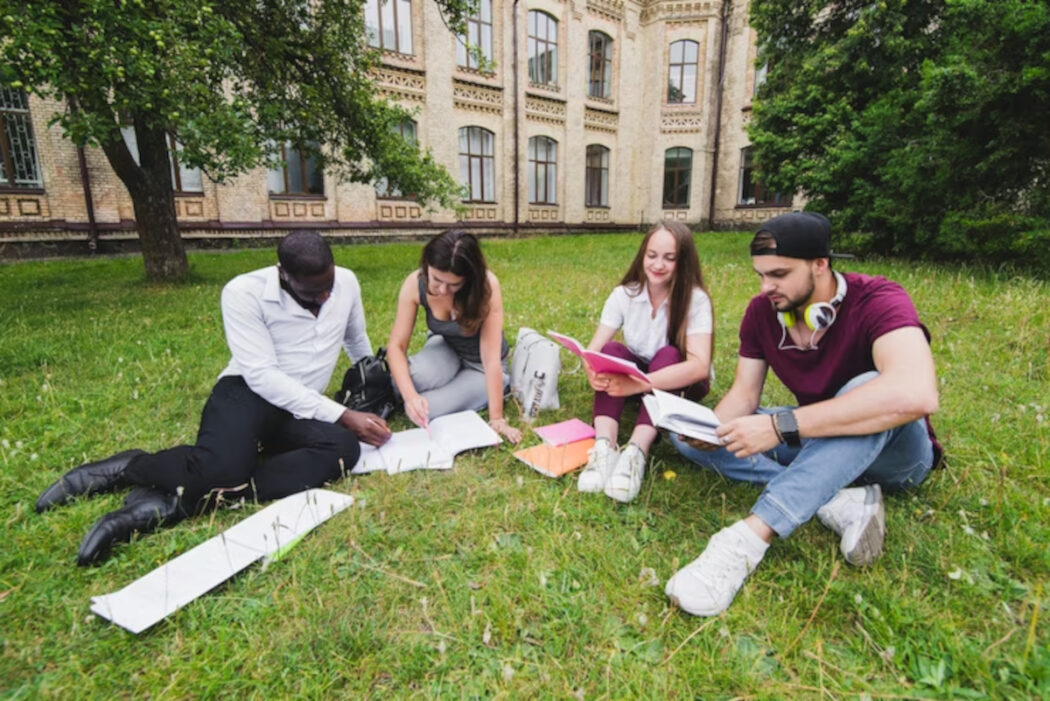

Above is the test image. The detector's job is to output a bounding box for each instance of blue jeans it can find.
[670,372,934,538]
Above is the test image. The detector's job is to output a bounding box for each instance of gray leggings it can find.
[407,335,509,418]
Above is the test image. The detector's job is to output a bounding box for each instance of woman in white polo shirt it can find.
[578,220,713,503]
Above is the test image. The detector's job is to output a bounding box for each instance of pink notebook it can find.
[533,418,596,446]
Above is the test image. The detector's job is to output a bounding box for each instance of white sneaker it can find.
[665,521,770,616]
[816,484,885,566]
[577,438,618,493]
[604,443,646,503]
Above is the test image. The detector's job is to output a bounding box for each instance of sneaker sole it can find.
[841,493,886,566]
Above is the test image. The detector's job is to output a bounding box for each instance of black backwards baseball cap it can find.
[750,211,835,259]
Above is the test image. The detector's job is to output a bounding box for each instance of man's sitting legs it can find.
[667,375,935,615]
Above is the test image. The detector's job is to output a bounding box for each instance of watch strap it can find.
[773,410,801,447]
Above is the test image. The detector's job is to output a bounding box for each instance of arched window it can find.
[364,0,413,55]
[585,144,609,207]
[663,147,692,208]
[459,126,495,202]
[588,31,613,99]
[667,40,699,104]
[457,0,493,69]
[528,11,558,86]
[528,136,557,205]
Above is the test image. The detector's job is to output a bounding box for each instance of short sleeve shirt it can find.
[600,283,713,363]
[738,273,929,406]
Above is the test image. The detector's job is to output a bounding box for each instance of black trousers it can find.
[124,376,360,512]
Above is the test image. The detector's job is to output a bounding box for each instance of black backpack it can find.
[334,347,397,420]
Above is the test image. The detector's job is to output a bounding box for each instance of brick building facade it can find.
[0,0,792,254]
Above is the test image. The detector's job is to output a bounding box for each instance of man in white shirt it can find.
[36,231,391,565]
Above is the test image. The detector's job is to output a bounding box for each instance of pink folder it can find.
[533,418,596,446]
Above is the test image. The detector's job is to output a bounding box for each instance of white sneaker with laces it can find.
[816,484,885,566]
[604,443,646,503]
[577,438,618,493]
[665,521,770,616]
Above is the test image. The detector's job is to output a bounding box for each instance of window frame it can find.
[587,31,613,100]
[269,142,325,197]
[667,39,700,104]
[585,144,610,208]
[167,134,204,194]
[738,146,786,207]
[456,0,493,70]
[528,135,558,205]
[527,10,559,86]
[365,0,414,55]
[375,120,418,199]
[662,146,692,209]
[0,88,43,191]
[459,126,496,203]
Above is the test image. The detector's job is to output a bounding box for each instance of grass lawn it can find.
[1,232,1047,698]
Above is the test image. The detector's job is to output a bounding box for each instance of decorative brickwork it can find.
[584,107,618,134]
[453,80,504,115]
[661,110,703,133]
[640,1,720,25]
[585,207,611,222]
[461,205,498,221]
[377,200,424,221]
[525,94,566,125]
[587,0,624,23]
[376,66,427,103]
[527,206,561,222]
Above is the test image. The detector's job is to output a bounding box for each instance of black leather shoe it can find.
[76,487,184,566]
[35,449,145,513]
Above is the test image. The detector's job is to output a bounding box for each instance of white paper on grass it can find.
[90,488,354,634]
[350,410,500,475]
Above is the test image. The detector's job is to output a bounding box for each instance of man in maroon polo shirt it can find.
[666,211,942,617]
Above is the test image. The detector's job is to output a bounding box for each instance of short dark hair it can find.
[278,230,334,277]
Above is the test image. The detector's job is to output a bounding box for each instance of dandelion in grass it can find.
[638,567,659,587]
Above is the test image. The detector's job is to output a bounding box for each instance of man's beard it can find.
[773,272,816,315]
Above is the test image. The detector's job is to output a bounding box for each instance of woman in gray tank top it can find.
[386,230,522,443]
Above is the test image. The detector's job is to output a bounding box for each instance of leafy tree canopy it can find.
[0,0,474,280]
[749,0,1050,265]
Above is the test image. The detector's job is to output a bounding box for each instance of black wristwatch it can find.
[773,410,801,447]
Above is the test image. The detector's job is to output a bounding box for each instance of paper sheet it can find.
[90,488,354,634]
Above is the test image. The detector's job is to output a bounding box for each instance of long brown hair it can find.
[421,230,491,334]
[619,220,709,355]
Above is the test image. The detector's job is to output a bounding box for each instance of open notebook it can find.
[351,410,501,475]
[547,330,650,382]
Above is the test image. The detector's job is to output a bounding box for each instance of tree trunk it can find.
[99,117,189,282]
[130,180,188,282]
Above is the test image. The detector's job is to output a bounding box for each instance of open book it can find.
[642,388,721,444]
[547,331,650,382]
[351,410,501,475]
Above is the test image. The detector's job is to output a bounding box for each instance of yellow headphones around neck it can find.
[778,271,848,332]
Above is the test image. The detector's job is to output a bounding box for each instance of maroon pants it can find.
[592,341,709,427]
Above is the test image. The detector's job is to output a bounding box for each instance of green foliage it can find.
[749,0,1050,266]
[1,234,1047,696]
[0,0,469,204]
[0,0,474,280]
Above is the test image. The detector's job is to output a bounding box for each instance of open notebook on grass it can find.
[547,331,650,382]
[351,410,501,475]
[642,388,721,444]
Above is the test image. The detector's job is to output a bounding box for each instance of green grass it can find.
[0,233,1047,698]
